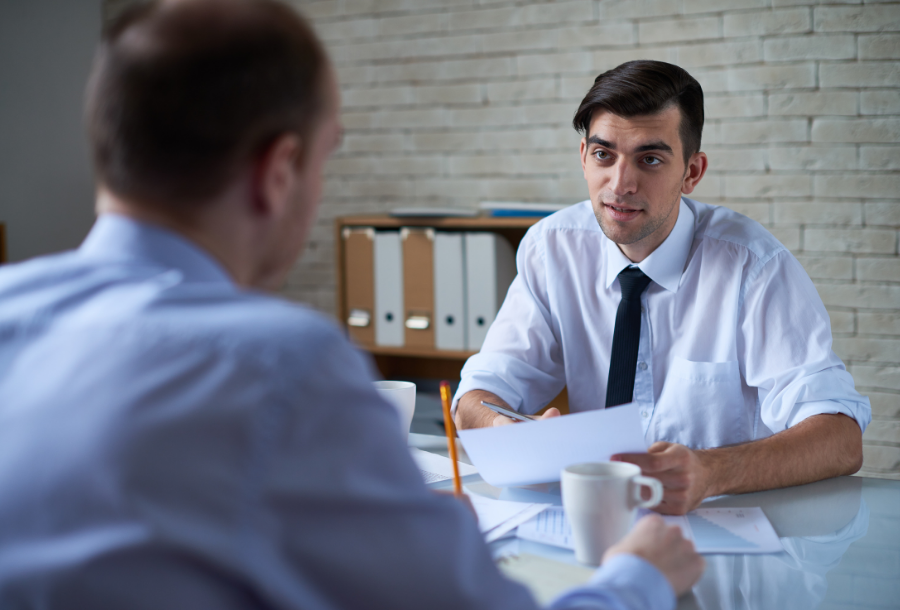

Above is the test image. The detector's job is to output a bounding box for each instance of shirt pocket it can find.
[654,358,745,450]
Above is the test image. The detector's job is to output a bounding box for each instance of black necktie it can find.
[605,267,652,408]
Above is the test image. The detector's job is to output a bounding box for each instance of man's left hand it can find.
[612,442,712,515]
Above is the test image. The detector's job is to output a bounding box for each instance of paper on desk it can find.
[457,403,647,487]
[467,492,551,543]
[517,506,783,554]
[673,507,783,554]
[408,447,478,485]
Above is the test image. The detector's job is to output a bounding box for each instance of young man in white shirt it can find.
[454,61,871,516]
[0,5,703,609]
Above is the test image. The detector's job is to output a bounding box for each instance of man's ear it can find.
[252,133,303,216]
[681,151,708,195]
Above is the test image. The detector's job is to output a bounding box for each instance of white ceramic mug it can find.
[373,381,416,442]
[561,461,664,566]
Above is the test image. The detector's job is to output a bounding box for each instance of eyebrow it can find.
[586,135,674,155]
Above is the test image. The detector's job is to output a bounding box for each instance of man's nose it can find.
[608,160,638,197]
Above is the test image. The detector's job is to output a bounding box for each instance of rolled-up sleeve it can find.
[454,226,566,415]
[739,250,871,435]
[549,554,675,610]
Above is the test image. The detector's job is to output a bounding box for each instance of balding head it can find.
[87,0,329,209]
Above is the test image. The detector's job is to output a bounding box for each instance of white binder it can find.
[374,231,404,347]
[433,232,466,351]
[464,233,516,351]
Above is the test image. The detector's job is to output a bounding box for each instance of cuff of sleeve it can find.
[591,554,675,610]
[547,554,675,610]
[451,370,524,416]
[785,398,871,434]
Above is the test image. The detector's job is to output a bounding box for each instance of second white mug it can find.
[373,380,416,442]
[561,461,663,566]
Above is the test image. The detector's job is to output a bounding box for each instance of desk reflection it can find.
[684,477,868,610]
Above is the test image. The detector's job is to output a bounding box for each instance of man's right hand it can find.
[455,389,560,429]
[602,514,705,596]
[492,407,561,427]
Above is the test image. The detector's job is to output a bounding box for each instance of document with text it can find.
[517,506,783,554]
[467,492,550,543]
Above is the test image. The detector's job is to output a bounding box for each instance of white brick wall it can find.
[286,0,900,479]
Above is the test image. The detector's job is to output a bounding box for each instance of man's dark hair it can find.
[573,60,704,164]
[86,0,329,207]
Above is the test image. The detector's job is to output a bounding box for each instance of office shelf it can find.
[367,345,477,360]
[334,213,568,414]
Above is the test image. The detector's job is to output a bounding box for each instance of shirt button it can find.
[638,361,648,371]
[640,306,645,313]
[641,410,649,418]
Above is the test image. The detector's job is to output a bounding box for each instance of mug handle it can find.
[632,476,664,509]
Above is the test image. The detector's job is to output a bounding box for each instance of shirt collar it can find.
[604,197,695,293]
[79,213,235,286]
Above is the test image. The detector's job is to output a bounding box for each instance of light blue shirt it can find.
[0,214,674,610]
[455,198,870,448]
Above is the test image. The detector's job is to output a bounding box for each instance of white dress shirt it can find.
[455,198,870,449]
[0,214,675,610]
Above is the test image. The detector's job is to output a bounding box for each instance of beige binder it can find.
[401,227,435,350]
[342,227,375,347]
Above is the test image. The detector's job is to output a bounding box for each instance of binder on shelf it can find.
[401,227,435,350]
[342,227,375,346]
[433,232,466,351]
[374,231,404,347]
[464,233,516,351]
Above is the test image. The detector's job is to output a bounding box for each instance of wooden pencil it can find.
[439,380,463,497]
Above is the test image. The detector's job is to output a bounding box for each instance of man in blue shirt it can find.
[0,1,703,608]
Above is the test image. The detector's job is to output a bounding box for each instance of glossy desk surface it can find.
[410,434,900,610]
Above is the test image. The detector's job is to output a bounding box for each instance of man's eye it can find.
[594,150,609,160]
[644,156,661,166]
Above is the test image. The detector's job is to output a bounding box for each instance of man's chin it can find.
[598,220,638,246]
[596,210,643,241]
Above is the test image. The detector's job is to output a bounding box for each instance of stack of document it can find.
[389,207,478,217]
[408,448,551,543]
[480,201,571,217]
[516,506,783,554]
[467,493,551,543]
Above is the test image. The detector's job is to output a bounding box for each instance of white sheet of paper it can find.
[458,403,647,487]
[517,506,783,554]
[408,447,478,484]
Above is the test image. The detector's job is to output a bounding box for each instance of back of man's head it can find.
[86,0,328,209]
[573,60,704,164]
